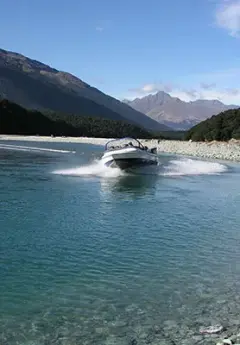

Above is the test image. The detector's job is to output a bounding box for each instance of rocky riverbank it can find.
[144,139,240,162]
[1,135,240,162]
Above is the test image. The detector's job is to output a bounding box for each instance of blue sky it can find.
[1,0,240,104]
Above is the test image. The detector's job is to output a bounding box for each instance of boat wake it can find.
[53,157,228,178]
[52,160,125,178]
[0,143,75,154]
[163,158,227,176]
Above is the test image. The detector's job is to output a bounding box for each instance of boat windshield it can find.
[104,137,144,151]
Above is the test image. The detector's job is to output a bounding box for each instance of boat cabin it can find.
[105,137,157,154]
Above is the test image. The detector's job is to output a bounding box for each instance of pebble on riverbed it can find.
[200,324,224,334]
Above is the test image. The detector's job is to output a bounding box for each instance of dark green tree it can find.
[184,108,240,141]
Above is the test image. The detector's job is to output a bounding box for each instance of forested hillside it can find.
[0,99,157,138]
[185,108,240,141]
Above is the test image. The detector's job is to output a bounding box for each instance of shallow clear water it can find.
[1,140,240,345]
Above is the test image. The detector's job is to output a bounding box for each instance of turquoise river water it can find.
[1,140,240,345]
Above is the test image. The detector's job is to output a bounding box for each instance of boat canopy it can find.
[104,137,144,151]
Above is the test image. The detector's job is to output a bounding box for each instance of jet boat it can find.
[101,137,158,170]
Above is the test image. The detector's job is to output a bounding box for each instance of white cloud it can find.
[95,20,112,32]
[129,83,161,95]
[126,82,240,105]
[215,0,240,37]
[96,26,104,32]
[141,84,159,93]
[170,87,240,105]
[128,83,174,97]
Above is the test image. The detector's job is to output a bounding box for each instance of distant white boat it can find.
[101,137,158,170]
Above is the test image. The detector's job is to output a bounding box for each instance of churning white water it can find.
[163,158,227,176]
[53,157,227,178]
[0,143,227,177]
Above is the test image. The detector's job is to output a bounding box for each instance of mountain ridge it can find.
[124,90,239,130]
[0,48,170,132]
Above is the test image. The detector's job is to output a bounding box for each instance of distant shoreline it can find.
[0,135,110,145]
[1,135,240,162]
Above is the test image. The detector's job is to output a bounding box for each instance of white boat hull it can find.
[101,147,158,170]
